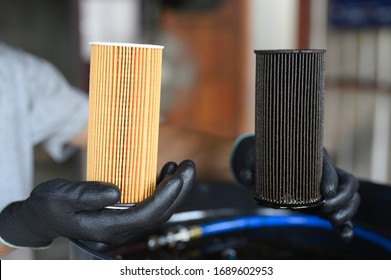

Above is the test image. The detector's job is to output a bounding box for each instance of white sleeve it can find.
[23,51,89,162]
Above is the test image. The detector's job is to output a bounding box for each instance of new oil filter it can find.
[87,42,163,205]
[254,49,325,209]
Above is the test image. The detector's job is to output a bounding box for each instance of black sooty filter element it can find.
[254,49,325,209]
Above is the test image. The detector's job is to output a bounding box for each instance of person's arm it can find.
[0,243,14,258]
[68,124,88,149]
[18,47,89,163]
[158,122,236,182]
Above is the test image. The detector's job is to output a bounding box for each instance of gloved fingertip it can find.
[157,162,178,183]
[339,224,354,243]
[103,185,121,201]
[162,161,178,174]
[73,181,121,209]
[176,160,197,184]
[177,159,196,170]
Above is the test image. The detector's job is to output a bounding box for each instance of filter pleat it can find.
[87,43,163,204]
[255,49,325,208]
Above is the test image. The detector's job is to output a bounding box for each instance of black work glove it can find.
[0,160,196,249]
[319,151,360,241]
[231,134,360,242]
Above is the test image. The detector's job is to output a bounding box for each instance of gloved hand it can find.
[231,134,360,242]
[0,160,196,249]
[319,150,360,241]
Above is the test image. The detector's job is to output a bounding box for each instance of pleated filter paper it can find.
[87,42,163,204]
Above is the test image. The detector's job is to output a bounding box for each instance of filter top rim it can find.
[90,41,164,49]
[254,49,326,54]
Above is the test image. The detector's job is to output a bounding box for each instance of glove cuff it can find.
[230,132,255,187]
[0,235,52,250]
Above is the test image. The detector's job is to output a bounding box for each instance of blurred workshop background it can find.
[1,0,390,259]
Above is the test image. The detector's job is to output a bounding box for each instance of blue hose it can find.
[200,215,391,253]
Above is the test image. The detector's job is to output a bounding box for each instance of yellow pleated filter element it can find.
[87,42,163,204]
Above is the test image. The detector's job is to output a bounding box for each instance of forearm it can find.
[69,124,88,149]
[0,243,14,258]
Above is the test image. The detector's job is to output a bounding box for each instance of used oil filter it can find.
[254,49,325,209]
